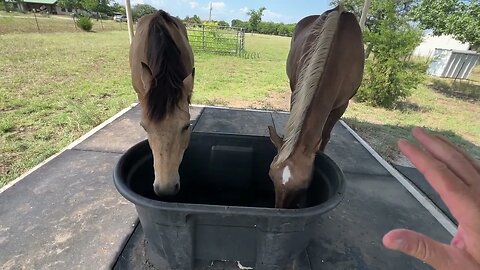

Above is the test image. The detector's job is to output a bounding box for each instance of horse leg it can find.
[319,103,348,152]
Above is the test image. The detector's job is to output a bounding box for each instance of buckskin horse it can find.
[268,5,365,208]
[129,10,195,196]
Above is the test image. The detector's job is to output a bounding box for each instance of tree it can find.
[0,0,10,12]
[356,0,426,108]
[57,0,82,13]
[247,7,266,33]
[217,20,229,27]
[331,0,415,31]
[110,2,125,15]
[411,0,480,50]
[330,0,416,56]
[184,14,201,24]
[231,19,247,29]
[132,4,157,21]
[82,0,110,20]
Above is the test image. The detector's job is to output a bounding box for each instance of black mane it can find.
[145,10,188,121]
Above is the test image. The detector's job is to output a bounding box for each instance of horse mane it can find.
[145,10,189,121]
[275,6,344,165]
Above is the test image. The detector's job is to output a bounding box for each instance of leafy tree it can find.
[330,0,416,56]
[231,19,248,29]
[82,0,110,20]
[217,20,229,27]
[184,14,201,24]
[57,0,82,13]
[247,7,266,33]
[110,2,125,15]
[356,0,425,108]
[411,0,480,50]
[132,4,156,21]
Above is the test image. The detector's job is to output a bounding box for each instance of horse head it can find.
[130,11,194,196]
[268,126,320,208]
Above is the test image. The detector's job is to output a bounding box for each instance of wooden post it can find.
[33,9,40,31]
[359,0,371,32]
[202,24,205,50]
[125,0,134,44]
[72,13,77,30]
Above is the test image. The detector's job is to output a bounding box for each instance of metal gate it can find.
[185,24,245,55]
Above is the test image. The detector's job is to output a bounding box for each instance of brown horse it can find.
[129,10,195,196]
[268,6,365,208]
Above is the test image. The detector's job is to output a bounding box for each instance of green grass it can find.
[343,81,480,162]
[1,16,479,187]
[0,11,129,34]
[192,34,291,106]
[0,31,136,186]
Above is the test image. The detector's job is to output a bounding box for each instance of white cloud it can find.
[210,1,225,10]
[239,7,249,14]
[264,9,282,19]
[189,1,198,9]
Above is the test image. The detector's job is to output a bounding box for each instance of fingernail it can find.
[392,238,406,250]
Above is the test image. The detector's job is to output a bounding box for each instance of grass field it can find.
[1,14,479,187]
[0,12,129,34]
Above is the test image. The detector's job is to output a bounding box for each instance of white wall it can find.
[413,34,470,58]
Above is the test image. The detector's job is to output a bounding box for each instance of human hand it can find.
[383,127,480,269]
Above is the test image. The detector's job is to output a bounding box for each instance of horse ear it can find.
[141,62,153,92]
[268,126,283,150]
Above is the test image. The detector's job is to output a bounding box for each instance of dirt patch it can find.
[226,90,290,111]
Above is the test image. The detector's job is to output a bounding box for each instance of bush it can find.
[76,16,93,31]
[355,0,425,108]
[356,59,427,108]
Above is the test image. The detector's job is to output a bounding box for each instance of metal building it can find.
[427,48,480,79]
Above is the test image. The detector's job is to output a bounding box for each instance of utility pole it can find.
[359,0,371,32]
[125,0,134,44]
[208,2,212,21]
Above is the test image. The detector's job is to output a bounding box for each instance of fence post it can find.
[33,9,40,31]
[72,13,77,30]
[235,30,239,55]
[202,24,205,50]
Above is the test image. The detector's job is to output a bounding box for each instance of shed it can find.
[427,49,480,79]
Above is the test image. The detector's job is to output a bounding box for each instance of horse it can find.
[268,5,365,208]
[129,10,195,196]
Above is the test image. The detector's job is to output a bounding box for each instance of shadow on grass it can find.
[430,79,480,102]
[395,100,431,113]
[343,117,480,161]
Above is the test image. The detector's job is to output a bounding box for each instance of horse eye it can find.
[182,124,191,132]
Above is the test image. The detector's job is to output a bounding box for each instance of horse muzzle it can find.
[153,175,180,197]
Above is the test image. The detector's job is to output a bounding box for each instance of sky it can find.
[125,0,332,24]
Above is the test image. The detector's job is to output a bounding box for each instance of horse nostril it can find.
[174,183,180,192]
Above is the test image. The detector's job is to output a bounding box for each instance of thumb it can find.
[383,229,451,270]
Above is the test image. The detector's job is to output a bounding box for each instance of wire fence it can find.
[186,23,245,55]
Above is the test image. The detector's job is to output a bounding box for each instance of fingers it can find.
[383,229,451,269]
[411,128,479,187]
[383,229,480,270]
[435,134,480,175]
[398,139,474,221]
[450,225,466,250]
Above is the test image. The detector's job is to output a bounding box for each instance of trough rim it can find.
[113,136,346,219]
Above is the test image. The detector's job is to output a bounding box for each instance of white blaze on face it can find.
[282,165,292,185]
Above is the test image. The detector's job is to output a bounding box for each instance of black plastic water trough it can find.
[113,132,345,270]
